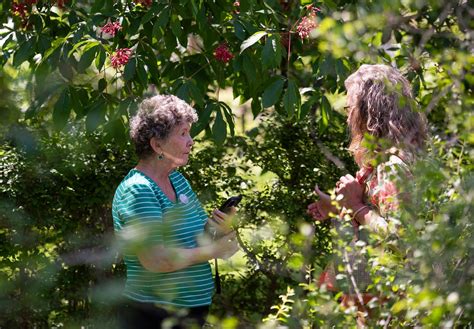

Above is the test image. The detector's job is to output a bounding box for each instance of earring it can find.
[157,152,164,160]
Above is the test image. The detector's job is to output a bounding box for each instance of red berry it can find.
[110,48,133,69]
[11,3,27,18]
[296,15,318,39]
[100,22,122,37]
[136,0,152,7]
[233,1,240,14]
[213,43,234,63]
[56,0,67,9]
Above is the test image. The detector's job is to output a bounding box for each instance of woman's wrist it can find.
[351,204,370,224]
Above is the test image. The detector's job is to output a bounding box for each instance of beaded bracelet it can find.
[352,205,370,223]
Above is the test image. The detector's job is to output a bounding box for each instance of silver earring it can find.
[157,152,164,160]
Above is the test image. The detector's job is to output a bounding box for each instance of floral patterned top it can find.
[323,154,411,294]
[356,154,410,235]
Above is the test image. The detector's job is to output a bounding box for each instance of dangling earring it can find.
[157,152,164,160]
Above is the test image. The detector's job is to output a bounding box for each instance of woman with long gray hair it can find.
[307,64,427,320]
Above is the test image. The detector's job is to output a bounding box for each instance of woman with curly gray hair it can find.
[112,95,239,329]
[307,64,427,320]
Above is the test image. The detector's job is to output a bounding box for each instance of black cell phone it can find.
[218,195,243,213]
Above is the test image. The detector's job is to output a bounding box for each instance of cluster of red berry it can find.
[213,43,234,63]
[136,0,152,7]
[11,0,68,18]
[110,48,133,69]
[100,22,122,37]
[11,3,28,18]
[296,5,320,39]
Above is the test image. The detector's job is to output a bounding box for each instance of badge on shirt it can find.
[179,194,189,204]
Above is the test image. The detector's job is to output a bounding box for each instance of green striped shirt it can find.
[112,169,214,307]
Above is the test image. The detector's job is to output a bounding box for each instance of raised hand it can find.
[335,174,365,211]
[307,185,338,221]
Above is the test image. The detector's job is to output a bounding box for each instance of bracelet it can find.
[352,205,370,223]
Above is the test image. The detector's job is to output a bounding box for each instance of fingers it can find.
[314,184,323,195]
[212,209,229,224]
[336,174,358,192]
[307,202,325,221]
[213,206,236,220]
[307,202,318,211]
[338,174,355,185]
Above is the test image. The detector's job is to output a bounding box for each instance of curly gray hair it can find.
[344,64,427,165]
[129,95,198,159]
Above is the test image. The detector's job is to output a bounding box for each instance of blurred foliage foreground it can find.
[0,0,473,328]
[1,115,472,328]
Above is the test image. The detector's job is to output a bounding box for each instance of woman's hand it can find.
[208,207,236,236]
[307,185,338,221]
[335,174,365,211]
[212,231,239,259]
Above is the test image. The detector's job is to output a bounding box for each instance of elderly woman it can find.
[308,64,427,311]
[112,95,239,329]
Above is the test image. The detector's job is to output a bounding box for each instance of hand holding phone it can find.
[205,195,243,239]
[219,195,243,213]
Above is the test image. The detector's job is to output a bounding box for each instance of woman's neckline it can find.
[132,168,178,204]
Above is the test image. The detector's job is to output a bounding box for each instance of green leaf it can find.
[262,77,285,108]
[53,89,71,130]
[251,97,262,118]
[176,81,190,103]
[319,95,331,132]
[191,102,216,137]
[70,87,89,119]
[220,102,235,136]
[141,43,160,84]
[58,61,74,81]
[240,31,267,54]
[141,3,160,25]
[116,97,135,118]
[136,60,148,87]
[242,55,257,89]
[188,82,204,106]
[91,0,105,13]
[156,6,171,27]
[123,57,137,82]
[212,109,226,145]
[86,98,107,132]
[170,16,183,39]
[283,79,300,118]
[95,46,106,71]
[77,45,97,73]
[97,78,107,92]
[234,20,247,40]
[13,38,35,67]
[261,35,282,69]
[31,13,44,31]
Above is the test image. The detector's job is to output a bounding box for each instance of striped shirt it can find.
[112,169,214,307]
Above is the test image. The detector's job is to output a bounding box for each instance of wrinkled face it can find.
[158,122,194,168]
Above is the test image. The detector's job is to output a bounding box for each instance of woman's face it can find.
[158,122,194,168]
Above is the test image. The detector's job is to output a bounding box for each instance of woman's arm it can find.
[138,231,239,273]
[350,204,389,235]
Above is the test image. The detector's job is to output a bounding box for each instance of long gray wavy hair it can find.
[344,64,427,166]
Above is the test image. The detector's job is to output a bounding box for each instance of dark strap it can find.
[214,258,221,294]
